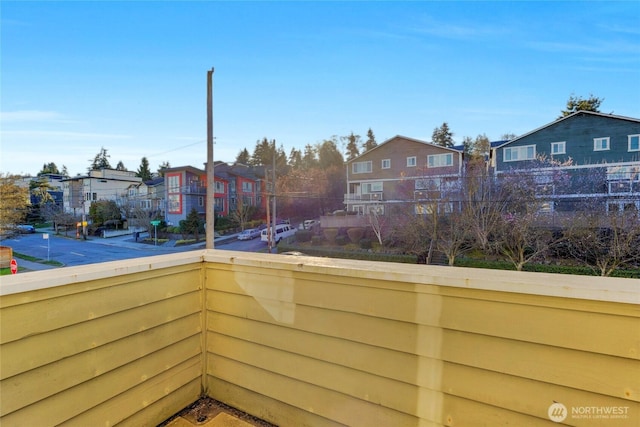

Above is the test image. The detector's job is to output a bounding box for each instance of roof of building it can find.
[493,110,640,149]
[348,135,463,163]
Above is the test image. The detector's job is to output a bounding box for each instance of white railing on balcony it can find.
[344,193,383,202]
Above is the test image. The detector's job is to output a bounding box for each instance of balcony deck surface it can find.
[159,397,276,427]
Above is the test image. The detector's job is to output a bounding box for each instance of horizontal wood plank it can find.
[1,295,200,380]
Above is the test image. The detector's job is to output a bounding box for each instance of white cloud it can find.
[0,110,65,123]
[1,130,132,140]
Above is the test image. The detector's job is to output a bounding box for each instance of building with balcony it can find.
[345,136,464,216]
[493,110,640,215]
[1,251,637,425]
[164,166,210,226]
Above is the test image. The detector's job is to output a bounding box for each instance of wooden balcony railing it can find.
[1,251,638,426]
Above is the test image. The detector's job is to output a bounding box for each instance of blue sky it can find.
[1,1,639,176]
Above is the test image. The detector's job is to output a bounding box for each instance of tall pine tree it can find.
[136,157,153,181]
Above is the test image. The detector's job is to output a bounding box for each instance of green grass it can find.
[1,251,63,274]
[12,251,64,267]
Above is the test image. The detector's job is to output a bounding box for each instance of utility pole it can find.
[266,170,272,253]
[271,143,277,250]
[206,67,215,249]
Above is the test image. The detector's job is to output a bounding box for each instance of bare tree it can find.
[565,204,640,276]
[460,158,506,254]
[367,204,388,246]
[434,186,471,266]
[493,168,562,271]
[230,196,256,231]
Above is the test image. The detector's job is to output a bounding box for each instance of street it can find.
[2,230,270,270]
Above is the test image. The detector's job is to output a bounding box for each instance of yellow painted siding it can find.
[0,257,204,426]
[1,250,638,426]
[203,251,639,427]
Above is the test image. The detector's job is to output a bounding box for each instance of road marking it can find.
[70,252,85,257]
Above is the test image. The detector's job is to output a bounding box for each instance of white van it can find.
[261,223,296,243]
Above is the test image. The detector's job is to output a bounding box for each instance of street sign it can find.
[10,259,17,275]
[43,233,49,240]
[150,220,161,226]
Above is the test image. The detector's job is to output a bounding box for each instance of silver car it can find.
[237,228,261,240]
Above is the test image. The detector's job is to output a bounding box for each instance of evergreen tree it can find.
[462,136,474,155]
[89,147,112,170]
[61,165,69,177]
[302,144,318,169]
[318,137,344,169]
[136,157,153,181]
[472,134,491,158]
[432,122,454,147]
[342,132,361,161]
[38,162,60,175]
[115,161,127,171]
[235,148,251,165]
[157,161,171,177]
[288,148,302,169]
[180,208,204,241]
[250,137,275,166]
[363,128,377,152]
[561,94,604,117]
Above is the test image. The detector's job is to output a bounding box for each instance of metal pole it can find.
[206,67,215,249]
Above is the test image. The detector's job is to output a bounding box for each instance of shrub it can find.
[323,228,339,244]
[311,235,324,246]
[347,227,365,243]
[335,235,347,246]
[360,238,372,249]
[296,230,313,243]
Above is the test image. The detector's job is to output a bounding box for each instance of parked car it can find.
[261,223,296,244]
[17,224,35,234]
[298,219,318,230]
[237,228,261,240]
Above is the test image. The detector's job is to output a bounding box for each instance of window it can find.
[352,161,372,174]
[362,182,383,193]
[242,182,253,192]
[427,153,453,168]
[407,156,417,167]
[214,197,224,212]
[167,174,181,193]
[551,141,566,155]
[214,181,224,192]
[629,135,640,152]
[503,145,535,162]
[198,196,204,207]
[594,137,609,151]
[168,194,181,214]
[381,159,391,169]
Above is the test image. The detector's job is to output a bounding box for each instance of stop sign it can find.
[10,259,17,274]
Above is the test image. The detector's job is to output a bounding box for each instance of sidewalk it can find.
[13,258,57,271]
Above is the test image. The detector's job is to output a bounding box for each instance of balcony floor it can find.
[159,397,277,427]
